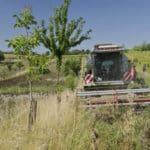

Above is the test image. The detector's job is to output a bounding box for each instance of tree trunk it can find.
[28,80,37,131]
[57,61,62,109]
[57,67,60,85]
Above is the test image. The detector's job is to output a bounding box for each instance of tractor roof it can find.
[92,43,125,53]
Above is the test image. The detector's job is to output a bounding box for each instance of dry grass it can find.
[0,91,150,150]
[0,91,92,150]
[4,53,16,59]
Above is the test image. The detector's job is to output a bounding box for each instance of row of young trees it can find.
[6,0,91,130]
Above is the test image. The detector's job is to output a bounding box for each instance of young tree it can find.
[7,7,46,130]
[38,0,91,102]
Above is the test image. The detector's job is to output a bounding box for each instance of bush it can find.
[128,77,148,89]
[0,50,4,61]
[65,75,76,90]
[16,61,24,70]
[63,57,81,76]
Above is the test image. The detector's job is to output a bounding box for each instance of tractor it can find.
[77,44,150,107]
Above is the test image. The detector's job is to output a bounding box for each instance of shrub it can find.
[128,77,148,89]
[63,57,81,76]
[65,75,76,90]
[0,50,4,61]
[16,61,24,70]
[7,63,12,71]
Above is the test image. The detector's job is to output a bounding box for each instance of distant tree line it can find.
[2,51,13,54]
[65,49,90,55]
[133,42,150,51]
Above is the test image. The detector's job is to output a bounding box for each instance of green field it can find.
[125,50,150,73]
[0,51,150,94]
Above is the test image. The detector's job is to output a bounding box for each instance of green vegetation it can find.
[0,0,150,149]
[66,49,90,55]
[7,7,50,130]
[63,56,81,76]
[125,51,150,73]
[38,0,91,83]
[0,50,150,94]
[0,55,82,95]
[16,61,24,70]
[133,42,150,51]
[125,50,150,87]
[0,50,150,149]
[1,49,150,149]
[0,50,4,61]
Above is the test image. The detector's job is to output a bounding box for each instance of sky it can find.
[0,0,150,53]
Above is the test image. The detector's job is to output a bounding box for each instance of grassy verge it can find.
[0,92,150,150]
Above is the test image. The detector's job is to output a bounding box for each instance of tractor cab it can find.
[84,44,130,90]
[77,43,150,107]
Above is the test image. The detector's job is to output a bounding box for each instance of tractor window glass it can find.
[102,60,114,69]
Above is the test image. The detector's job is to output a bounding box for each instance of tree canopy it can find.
[39,0,91,74]
[7,7,39,57]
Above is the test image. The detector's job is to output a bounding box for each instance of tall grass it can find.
[0,92,150,150]
[0,92,93,150]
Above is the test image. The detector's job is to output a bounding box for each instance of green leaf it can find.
[37,0,91,82]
